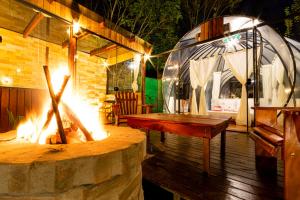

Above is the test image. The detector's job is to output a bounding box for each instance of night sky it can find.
[237,0,293,34]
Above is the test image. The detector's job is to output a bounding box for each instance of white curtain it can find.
[131,55,141,92]
[212,71,222,99]
[271,60,278,106]
[223,49,258,126]
[272,55,287,106]
[190,57,217,115]
[190,60,200,114]
[261,64,272,105]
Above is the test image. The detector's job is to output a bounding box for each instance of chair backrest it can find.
[115,92,138,115]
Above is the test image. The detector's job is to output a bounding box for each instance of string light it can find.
[144,53,150,61]
[67,22,81,35]
[73,22,81,34]
[102,61,109,68]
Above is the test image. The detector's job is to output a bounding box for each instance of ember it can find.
[16,65,107,144]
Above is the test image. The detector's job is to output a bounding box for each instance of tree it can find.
[100,0,182,75]
[180,0,242,30]
[285,0,300,39]
[75,0,242,76]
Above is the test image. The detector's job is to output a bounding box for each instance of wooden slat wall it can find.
[198,17,224,42]
[0,86,49,132]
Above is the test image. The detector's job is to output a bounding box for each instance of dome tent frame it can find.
[162,15,299,128]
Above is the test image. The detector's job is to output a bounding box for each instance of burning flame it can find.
[16,66,108,144]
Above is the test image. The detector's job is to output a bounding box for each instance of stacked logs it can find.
[43,65,94,144]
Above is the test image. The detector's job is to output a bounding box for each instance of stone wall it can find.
[76,51,107,105]
[0,28,107,106]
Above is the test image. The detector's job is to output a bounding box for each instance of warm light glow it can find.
[102,61,109,68]
[134,54,142,62]
[144,54,150,61]
[285,88,291,94]
[128,54,142,70]
[228,17,262,32]
[16,68,21,73]
[73,22,81,34]
[128,62,135,70]
[16,65,108,144]
[1,76,13,85]
[168,64,179,70]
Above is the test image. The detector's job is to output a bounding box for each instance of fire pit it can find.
[0,65,146,199]
[0,126,146,199]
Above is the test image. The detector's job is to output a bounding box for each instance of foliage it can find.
[180,0,242,29]
[285,0,300,38]
[100,0,182,74]
[77,0,242,75]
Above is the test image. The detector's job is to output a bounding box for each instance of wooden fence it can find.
[0,86,48,132]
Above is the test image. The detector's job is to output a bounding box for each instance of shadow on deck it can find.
[142,131,283,200]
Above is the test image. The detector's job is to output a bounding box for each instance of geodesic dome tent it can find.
[162,16,300,126]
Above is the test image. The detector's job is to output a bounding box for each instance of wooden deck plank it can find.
[143,131,283,200]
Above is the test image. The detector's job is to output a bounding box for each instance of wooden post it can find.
[45,46,49,66]
[141,56,146,112]
[68,26,77,90]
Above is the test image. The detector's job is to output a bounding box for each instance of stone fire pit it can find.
[0,125,146,200]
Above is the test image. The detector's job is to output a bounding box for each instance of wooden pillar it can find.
[141,56,146,110]
[68,26,77,90]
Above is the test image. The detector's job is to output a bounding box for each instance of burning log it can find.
[61,102,94,141]
[47,127,82,144]
[42,75,70,130]
[43,65,67,144]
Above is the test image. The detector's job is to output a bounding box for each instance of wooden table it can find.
[125,113,231,174]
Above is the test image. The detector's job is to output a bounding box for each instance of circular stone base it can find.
[0,125,146,200]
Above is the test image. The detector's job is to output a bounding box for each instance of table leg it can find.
[203,138,210,175]
[160,131,165,143]
[146,129,152,153]
[221,130,226,159]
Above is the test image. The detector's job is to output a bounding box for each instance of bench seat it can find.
[253,126,283,146]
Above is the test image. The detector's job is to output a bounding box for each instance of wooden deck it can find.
[142,131,283,200]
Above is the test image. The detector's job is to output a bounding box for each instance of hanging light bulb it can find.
[73,22,81,34]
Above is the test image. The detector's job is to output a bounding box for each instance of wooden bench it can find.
[250,107,299,174]
[283,109,300,199]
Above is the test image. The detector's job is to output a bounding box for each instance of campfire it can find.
[16,65,107,144]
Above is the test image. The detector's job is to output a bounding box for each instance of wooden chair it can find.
[113,91,152,126]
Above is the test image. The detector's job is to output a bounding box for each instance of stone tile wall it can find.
[0,28,107,106]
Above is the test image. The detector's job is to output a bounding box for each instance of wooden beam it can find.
[99,21,105,29]
[90,44,117,56]
[141,57,146,110]
[62,39,69,48]
[62,31,90,48]
[23,12,44,38]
